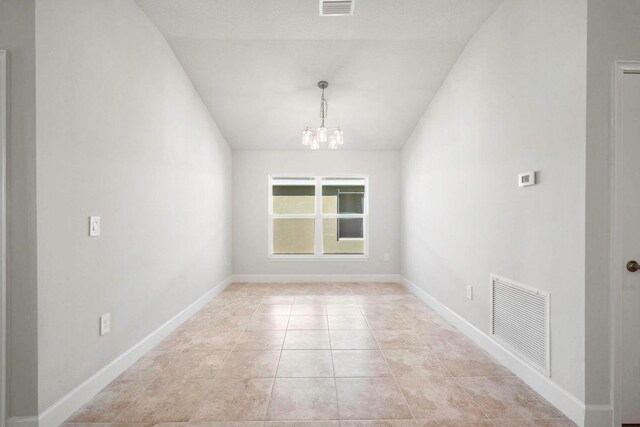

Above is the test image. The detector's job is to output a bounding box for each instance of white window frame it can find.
[268,174,369,261]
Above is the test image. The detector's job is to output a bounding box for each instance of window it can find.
[269,176,368,259]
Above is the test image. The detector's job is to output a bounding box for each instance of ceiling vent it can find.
[320,0,355,16]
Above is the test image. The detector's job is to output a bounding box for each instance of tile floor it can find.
[63,282,575,427]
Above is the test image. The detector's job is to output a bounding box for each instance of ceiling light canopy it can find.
[302,81,344,150]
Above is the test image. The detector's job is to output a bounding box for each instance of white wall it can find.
[233,150,400,277]
[584,0,640,412]
[401,0,587,402]
[0,0,39,417]
[34,0,232,412]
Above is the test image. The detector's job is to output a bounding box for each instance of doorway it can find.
[612,62,640,426]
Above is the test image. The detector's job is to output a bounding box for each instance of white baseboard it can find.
[401,276,587,427]
[584,405,613,427]
[30,276,232,427]
[11,275,597,427]
[231,274,402,283]
[6,417,38,427]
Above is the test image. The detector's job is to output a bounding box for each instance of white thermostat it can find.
[518,171,536,187]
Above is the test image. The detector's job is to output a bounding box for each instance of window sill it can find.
[269,255,369,262]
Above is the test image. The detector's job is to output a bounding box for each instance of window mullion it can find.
[315,176,322,256]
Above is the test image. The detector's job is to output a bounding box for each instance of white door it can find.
[621,71,640,424]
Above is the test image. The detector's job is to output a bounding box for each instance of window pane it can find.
[322,185,365,214]
[338,192,364,214]
[323,218,365,255]
[338,218,364,239]
[273,185,315,214]
[273,218,315,255]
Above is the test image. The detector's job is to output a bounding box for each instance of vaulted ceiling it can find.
[135,0,503,150]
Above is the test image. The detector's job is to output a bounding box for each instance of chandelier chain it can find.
[320,89,328,126]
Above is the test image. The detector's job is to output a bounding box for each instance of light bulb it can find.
[333,129,344,145]
[317,127,328,143]
[302,128,313,145]
[328,137,338,150]
[310,135,320,150]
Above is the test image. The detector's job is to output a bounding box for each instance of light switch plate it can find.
[89,216,101,236]
[100,313,111,336]
[383,253,390,262]
[518,171,536,187]
[466,285,473,300]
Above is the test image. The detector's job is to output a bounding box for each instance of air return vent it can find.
[490,275,550,376]
[320,0,355,16]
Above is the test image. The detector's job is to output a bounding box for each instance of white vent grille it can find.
[320,0,354,16]
[490,275,550,376]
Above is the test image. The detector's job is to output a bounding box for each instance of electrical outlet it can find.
[100,313,111,336]
[383,253,390,262]
[466,285,473,300]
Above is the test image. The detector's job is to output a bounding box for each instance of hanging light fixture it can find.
[302,81,344,150]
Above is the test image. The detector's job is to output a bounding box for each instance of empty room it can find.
[1,0,640,426]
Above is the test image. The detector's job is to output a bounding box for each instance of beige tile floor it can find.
[63,282,576,427]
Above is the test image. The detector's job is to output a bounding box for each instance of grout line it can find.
[109,296,238,424]
[182,293,260,421]
[328,326,342,420]
[263,313,289,421]
[409,307,493,423]
[373,329,419,422]
[330,353,341,420]
[189,297,255,421]
[96,356,165,423]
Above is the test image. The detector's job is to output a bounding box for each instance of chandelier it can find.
[302,81,344,150]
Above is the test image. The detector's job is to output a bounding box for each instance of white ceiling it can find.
[135,0,503,150]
